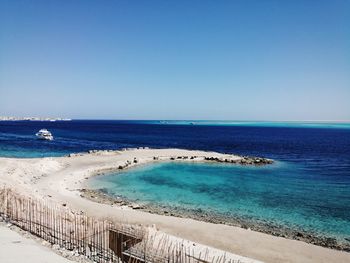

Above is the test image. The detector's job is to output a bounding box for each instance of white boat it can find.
[35,129,53,140]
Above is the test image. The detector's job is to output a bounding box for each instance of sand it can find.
[0,148,349,263]
[0,224,73,263]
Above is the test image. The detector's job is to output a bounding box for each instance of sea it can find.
[0,120,349,245]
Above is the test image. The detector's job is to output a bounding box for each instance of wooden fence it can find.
[0,187,240,263]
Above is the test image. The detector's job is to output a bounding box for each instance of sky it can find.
[0,0,349,120]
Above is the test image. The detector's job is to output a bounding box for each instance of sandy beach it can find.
[0,148,349,263]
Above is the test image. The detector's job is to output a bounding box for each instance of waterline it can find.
[88,161,350,250]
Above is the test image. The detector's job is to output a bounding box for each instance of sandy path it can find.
[0,225,73,263]
[0,148,349,263]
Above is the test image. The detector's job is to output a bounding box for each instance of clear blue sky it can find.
[0,0,349,120]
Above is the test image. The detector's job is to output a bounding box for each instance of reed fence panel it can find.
[0,187,238,263]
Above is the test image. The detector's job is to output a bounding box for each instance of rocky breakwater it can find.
[204,156,273,165]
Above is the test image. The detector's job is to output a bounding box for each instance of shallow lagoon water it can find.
[89,161,350,242]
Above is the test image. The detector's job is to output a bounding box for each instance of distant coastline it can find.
[0,116,72,121]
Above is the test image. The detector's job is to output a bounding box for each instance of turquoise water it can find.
[145,120,350,129]
[89,161,350,243]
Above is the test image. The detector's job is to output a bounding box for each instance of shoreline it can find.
[1,148,349,263]
[80,188,349,252]
[80,155,349,252]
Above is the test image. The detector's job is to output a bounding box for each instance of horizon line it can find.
[1,116,350,123]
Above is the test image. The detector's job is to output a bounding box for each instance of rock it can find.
[131,204,141,209]
[52,244,60,250]
[296,232,304,238]
[41,240,49,246]
[61,251,69,258]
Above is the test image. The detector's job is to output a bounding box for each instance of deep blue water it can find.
[1,120,350,242]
